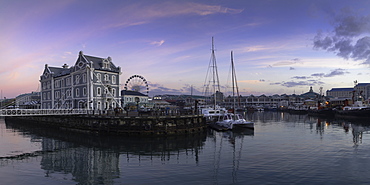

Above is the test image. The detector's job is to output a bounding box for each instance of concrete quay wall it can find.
[5,114,207,136]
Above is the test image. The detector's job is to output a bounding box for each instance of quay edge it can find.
[4,114,207,136]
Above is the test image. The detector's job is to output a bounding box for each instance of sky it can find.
[1,0,370,98]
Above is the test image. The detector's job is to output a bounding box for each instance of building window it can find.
[112,88,116,97]
[66,78,71,86]
[97,87,101,96]
[83,87,86,96]
[83,74,87,83]
[112,76,116,84]
[67,90,71,97]
[76,88,80,97]
[97,74,101,82]
[55,80,60,88]
[47,92,50,100]
[47,82,50,89]
[75,75,80,84]
[104,74,109,82]
[97,101,101,110]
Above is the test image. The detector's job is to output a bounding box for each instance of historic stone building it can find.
[40,51,121,110]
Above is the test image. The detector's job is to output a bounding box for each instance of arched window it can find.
[112,75,116,84]
[75,75,80,84]
[97,101,101,110]
[104,74,109,82]
[83,74,87,83]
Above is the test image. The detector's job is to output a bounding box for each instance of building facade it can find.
[354,83,370,101]
[121,90,150,110]
[15,91,41,109]
[326,88,354,99]
[40,51,121,110]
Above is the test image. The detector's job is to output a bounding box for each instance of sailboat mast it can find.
[231,51,241,110]
[211,37,220,109]
[231,51,236,112]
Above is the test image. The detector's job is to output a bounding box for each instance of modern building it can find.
[40,51,121,110]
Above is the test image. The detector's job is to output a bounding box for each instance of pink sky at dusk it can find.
[1,0,370,98]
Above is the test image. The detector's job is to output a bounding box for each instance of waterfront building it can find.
[15,91,41,109]
[40,51,121,110]
[326,88,354,99]
[121,90,150,110]
[354,83,370,101]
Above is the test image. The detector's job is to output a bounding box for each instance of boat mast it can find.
[231,51,240,110]
[231,51,236,112]
[203,37,221,109]
[211,37,221,109]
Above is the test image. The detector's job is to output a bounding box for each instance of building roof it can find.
[356,83,370,87]
[121,90,148,97]
[300,87,319,98]
[327,88,354,92]
[40,51,121,80]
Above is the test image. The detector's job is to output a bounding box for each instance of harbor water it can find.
[1,112,370,184]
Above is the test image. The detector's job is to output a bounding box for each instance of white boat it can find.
[215,51,254,130]
[215,113,234,129]
[215,113,254,130]
[232,113,254,129]
[201,106,227,122]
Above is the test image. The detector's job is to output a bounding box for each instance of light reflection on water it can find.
[1,112,370,184]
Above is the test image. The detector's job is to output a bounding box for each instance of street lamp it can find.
[135,97,140,112]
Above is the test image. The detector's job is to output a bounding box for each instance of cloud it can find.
[292,76,310,79]
[311,68,349,78]
[272,58,302,67]
[148,83,203,96]
[106,2,244,29]
[150,40,165,46]
[270,80,324,88]
[311,73,325,78]
[324,68,349,77]
[313,10,370,64]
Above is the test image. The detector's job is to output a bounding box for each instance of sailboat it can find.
[215,51,254,130]
[201,37,227,122]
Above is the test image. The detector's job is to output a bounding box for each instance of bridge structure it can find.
[0,109,88,117]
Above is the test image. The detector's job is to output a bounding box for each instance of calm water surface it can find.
[1,112,370,185]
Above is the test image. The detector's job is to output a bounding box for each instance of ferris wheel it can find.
[124,75,149,95]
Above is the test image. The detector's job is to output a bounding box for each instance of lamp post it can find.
[135,97,140,116]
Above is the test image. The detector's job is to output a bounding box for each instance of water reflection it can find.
[335,119,370,147]
[3,113,370,184]
[4,119,208,184]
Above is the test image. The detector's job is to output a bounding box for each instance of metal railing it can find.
[0,109,87,117]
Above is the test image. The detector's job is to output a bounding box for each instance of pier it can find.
[4,110,207,136]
